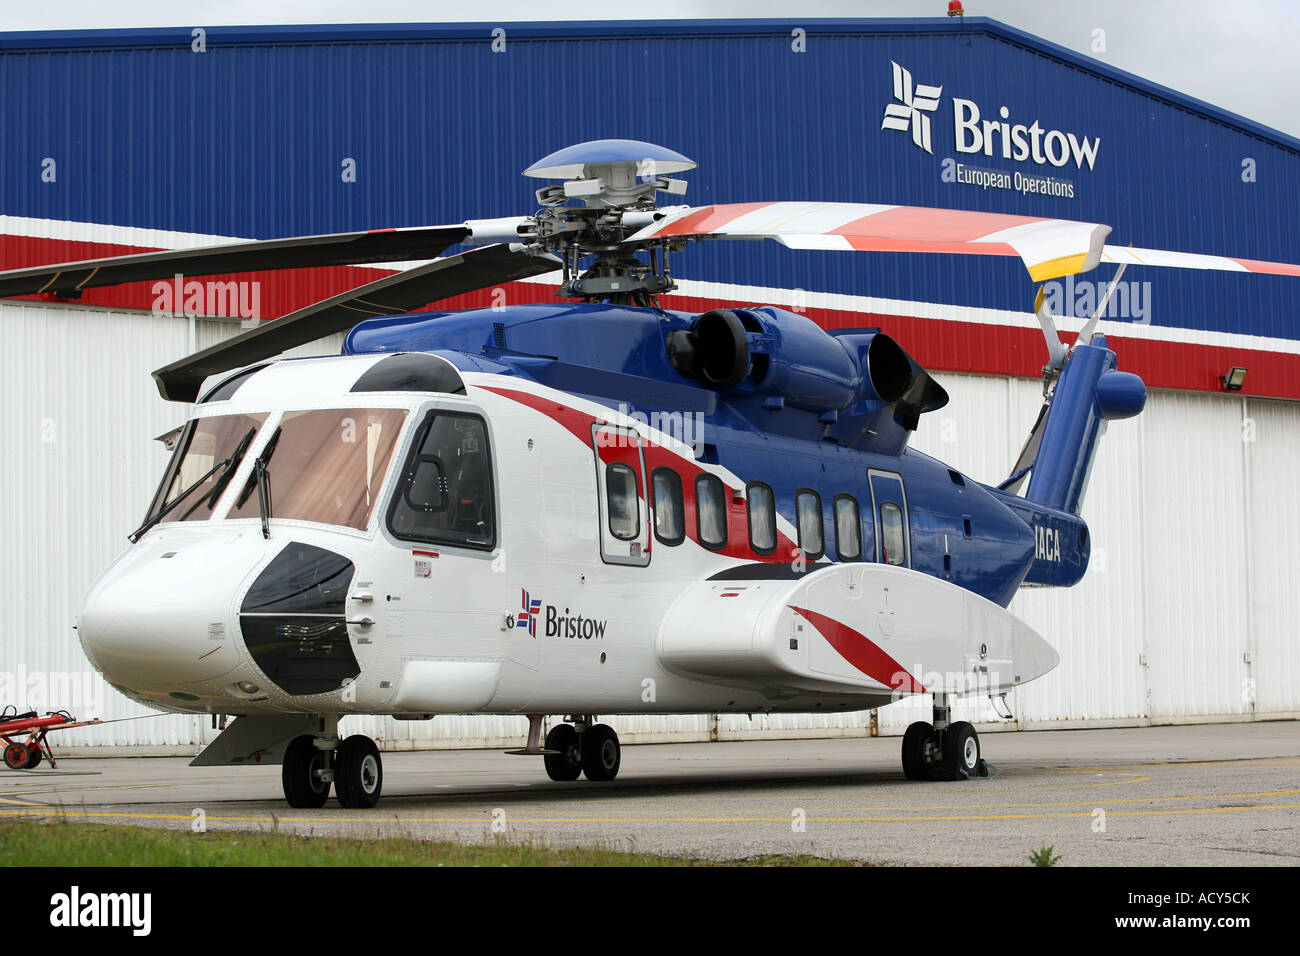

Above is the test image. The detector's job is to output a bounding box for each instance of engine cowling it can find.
[667,305,946,454]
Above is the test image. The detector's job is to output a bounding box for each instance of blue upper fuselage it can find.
[343,301,1089,606]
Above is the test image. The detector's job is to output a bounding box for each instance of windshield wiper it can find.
[128,427,257,542]
[235,426,280,538]
[178,426,259,522]
[236,426,280,509]
[254,456,273,539]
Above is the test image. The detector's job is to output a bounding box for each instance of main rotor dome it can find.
[523,139,696,179]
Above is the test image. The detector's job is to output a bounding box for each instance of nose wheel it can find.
[335,735,383,808]
[282,734,332,808]
[280,730,383,808]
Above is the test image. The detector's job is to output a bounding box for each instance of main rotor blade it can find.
[1100,245,1300,277]
[628,202,1111,282]
[0,225,471,298]
[152,244,560,402]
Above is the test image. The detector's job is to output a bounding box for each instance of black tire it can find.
[943,721,980,780]
[901,721,933,780]
[580,724,621,782]
[281,735,330,808]
[335,735,383,809]
[23,745,42,770]
[543,724,582,781]
[3,743,28,770]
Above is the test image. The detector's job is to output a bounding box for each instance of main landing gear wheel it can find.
[543,724,582,781]
[282,735,331,809]
[335,735,383,809]
[944,721,981,780]
[3,743,29,770]
[901,721,983,781]
[901,721,933,780]
[580,724,621,781]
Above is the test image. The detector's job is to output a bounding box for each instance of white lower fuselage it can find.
[78,354,1057,721]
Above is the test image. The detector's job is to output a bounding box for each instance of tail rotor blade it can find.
[152,244,559,402]
[1001,397,1052,494]
[1034,286,1068,370]
[1075,262,1128,348]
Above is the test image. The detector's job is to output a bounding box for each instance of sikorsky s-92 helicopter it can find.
[4,140,1298,807]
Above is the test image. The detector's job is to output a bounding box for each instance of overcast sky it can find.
[5,1,1298,137]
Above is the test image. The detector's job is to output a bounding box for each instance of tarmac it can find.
[2,721,1298,866]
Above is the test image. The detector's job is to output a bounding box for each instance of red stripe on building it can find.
[4,234,1297,399]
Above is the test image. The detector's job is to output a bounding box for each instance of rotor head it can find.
[524,139,695,209]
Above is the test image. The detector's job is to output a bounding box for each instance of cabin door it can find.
[868,469,912,569]
[591,423,651,567]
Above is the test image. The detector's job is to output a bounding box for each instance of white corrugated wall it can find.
[2,300,1297,751]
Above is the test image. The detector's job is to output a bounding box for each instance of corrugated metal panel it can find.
[1141,393,1251,718]
[1244,399,1300,717]
[4,301,1297,749]
[1,21,1298,395]
[0,302,344,747]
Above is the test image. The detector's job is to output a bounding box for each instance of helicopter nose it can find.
[78,534,266,693]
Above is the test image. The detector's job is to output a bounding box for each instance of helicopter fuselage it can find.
[78,301,1075,722]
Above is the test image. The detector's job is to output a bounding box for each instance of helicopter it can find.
[2,139,1296,808]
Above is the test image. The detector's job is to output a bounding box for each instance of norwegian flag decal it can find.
[517,589,542,638]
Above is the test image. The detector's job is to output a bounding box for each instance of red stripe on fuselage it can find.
[789,605,926,693]
[481,385,801,564]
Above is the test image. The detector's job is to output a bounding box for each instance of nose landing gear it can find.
[281,721,383,809]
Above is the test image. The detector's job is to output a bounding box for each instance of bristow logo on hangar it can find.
[517,589,607,639]
[881,61,1102,170]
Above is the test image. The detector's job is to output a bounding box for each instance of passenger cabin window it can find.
[695,474,728,550]
[747,482,776,555]
[652,468,685,546]
[881,501,906,566]
[835,494,861,561]
[605,462,640,541]
[796,489,824,559]
[388,411,495,550]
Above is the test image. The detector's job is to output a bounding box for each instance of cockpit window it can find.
[228,408,407,531]
[387,411,495,550]
[146,413,268,525]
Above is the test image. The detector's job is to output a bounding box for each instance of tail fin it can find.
[1022,336,1145,514]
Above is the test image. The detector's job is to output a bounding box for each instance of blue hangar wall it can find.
[1,18,1298,395]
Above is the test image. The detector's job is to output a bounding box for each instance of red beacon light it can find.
[948,1,965,16]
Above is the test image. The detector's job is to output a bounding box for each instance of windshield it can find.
[146,413,268,525]
[229,407,407,531]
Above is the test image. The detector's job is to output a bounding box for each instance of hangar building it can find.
[1,18,1297,749]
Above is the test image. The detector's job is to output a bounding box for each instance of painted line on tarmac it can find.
[4,802,1300,825]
